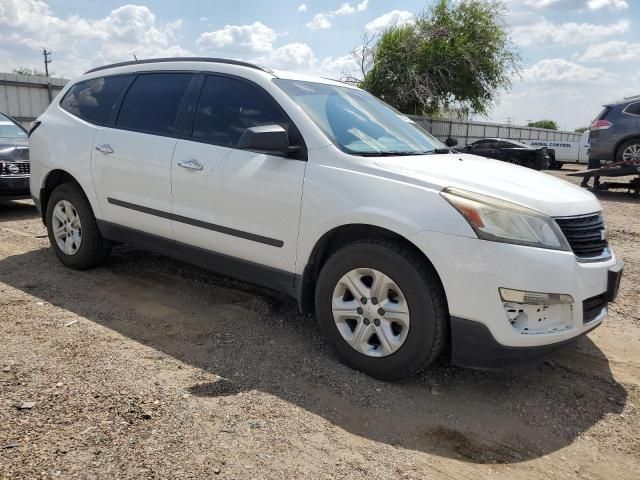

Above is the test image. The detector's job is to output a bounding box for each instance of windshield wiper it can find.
[351,151,432,157]
[422,148,453,154]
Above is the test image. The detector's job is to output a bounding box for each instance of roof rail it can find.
[84,57,272,75]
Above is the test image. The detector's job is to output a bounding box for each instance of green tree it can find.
[358,0,520,115]
[574,126,589,134]
[12,67,50,77]
[527,120,559,130]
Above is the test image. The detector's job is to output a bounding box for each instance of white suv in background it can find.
[29,58,623,380]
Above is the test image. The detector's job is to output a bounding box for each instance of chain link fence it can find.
[409,116,582,146]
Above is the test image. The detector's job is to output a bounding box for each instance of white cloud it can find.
[196,21,277,53]
[587,0,628,10]
[305,2,368,30]
[523,0,561,8]
[306,13,332,30]
[297,3,307,12]
[364,10,414,33]
[522,58,614,83]
[334,3,355,16]
[511,18,630,46]
[579,41,640,62]
[0,1,191,76]
[316,54,358,79]
[257,42,316,70]
[357,0,369,11]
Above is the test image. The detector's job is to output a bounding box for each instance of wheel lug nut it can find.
[378,308,385,316]
[374,318,381,326]
[371,297,378,305]
[357,307,363,315]
[360,297,367,304]
[363,318,370,325]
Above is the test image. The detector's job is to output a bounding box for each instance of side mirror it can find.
[238,125,293,154]
[445,137,458,147]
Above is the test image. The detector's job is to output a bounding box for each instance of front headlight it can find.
[440,187,570,251]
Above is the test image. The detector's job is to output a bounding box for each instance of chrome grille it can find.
[0,161,30,176]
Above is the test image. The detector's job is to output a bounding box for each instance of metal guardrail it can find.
[409,116,582,146]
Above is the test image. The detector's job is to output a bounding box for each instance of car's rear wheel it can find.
[46,182,111,269]
[314,239,447,380]
[618,139,640,163]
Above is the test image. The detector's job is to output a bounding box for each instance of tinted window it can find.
[625,102,640,116]
[597,106,612,120]
[499,141,517,148]
[60,75,131,124]
[474,140,496,149]
[117,73,192,136]
[193,75,297,147]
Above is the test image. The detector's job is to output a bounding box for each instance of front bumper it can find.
[0,175,30,199]
[409,230,621,357]
[450,316,601,370]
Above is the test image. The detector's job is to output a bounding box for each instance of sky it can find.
[0,0,638,130]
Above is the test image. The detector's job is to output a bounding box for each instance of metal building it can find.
[0,72,68,128]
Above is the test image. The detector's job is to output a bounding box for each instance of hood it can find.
[0,139,29,161]
[374,153,601,217]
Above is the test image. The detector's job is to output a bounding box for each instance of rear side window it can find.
[192,75,299,147]
[117,73,193,137]
[624,102,640,116]
[597,106,612,120]
[60,75,131,124]
[474,140,497,149]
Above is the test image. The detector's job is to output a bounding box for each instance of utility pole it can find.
[42,48,53,103]
[42,48,52,77]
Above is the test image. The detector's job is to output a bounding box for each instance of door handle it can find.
[95,144,114,154]
[177,159,204,171]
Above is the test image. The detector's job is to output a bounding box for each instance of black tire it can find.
[507,157,522,167]
[616,138,640,163]
[46,182,111,269]
[314,239,447,380]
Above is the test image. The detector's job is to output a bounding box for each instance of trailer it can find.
[566,159,640,196]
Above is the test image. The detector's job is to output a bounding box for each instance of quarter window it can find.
[60,75,131,124]
[117,73,193,136]
[625,102,640,116]
[192,75,299,147]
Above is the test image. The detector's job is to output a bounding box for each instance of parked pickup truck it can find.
[522,131,590,169]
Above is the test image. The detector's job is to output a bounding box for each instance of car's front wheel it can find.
[314,240,447,380]
[46,182,111,269]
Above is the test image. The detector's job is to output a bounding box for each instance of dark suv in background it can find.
[0,112,30,199]
[590,95,640,163]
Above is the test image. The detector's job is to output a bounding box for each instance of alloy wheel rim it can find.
[622,144,640,162]
[52,200,82,255]
[331,268,410,357]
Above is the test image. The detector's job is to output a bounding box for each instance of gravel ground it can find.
[1,165,639,479]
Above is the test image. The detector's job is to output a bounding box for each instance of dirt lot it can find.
[1,165,639,480]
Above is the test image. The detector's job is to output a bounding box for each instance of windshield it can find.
[274,79,445,156]
[0,114,27,139]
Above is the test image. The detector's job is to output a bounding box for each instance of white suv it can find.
[29,58,623,379]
